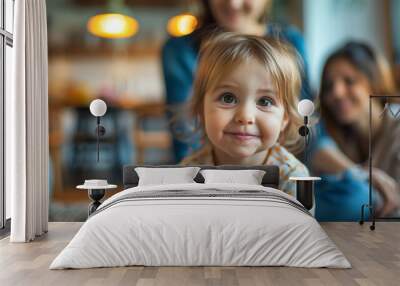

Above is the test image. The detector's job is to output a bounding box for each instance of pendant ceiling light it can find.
[167,14,198,37]
[87,0,139,39]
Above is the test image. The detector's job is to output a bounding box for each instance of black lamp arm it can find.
[95,116,106,162]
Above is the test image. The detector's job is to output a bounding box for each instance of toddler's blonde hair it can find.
[191,32,304,153]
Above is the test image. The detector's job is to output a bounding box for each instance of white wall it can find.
[304,0,387,91]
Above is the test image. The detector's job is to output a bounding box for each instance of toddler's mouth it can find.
[224,131,260,141]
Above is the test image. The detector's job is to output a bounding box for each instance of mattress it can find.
[50,183,351,269]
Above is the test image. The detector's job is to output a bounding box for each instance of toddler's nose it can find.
[236,117,254,125]
[235,107,255,125]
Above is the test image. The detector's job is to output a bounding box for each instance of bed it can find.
[50,165,350,269]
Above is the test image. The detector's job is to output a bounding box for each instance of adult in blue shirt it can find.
[162,0,312,163]
[310,42,400,221]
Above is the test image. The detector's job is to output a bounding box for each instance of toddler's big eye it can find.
[219,93,237,105]
[258,97,273,107]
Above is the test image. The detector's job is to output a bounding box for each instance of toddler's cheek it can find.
[259,128,280,147]
[205,114,228,135]
[205,121,224,143]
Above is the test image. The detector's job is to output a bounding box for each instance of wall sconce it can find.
[298,99,315,164]
[90,99,107,162]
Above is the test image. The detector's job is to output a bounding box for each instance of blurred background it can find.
[46,0,400,221]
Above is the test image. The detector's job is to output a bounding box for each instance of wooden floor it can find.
[0,222,399,286]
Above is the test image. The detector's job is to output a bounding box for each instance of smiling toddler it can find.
[180,33,309,196]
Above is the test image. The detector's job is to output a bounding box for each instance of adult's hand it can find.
[370,168,400,216]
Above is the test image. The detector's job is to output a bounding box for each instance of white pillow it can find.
[135,167,201,186]
[200,169,266,185]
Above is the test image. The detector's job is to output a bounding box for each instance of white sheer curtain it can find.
[8,0,49,242]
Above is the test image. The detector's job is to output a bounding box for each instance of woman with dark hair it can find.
[162,0,311,163]
[311,41,400,220]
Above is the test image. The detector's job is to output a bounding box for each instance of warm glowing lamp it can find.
[87,13,139,39]
[167,14,198,37]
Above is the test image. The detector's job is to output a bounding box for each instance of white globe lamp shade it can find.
[90,99,107,117]
[297,99,314,117]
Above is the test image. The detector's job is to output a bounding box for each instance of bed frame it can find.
[123,165,280,190]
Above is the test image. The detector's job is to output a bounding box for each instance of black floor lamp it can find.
[359,95,400,230]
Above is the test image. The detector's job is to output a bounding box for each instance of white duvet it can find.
[50,183,351,269]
